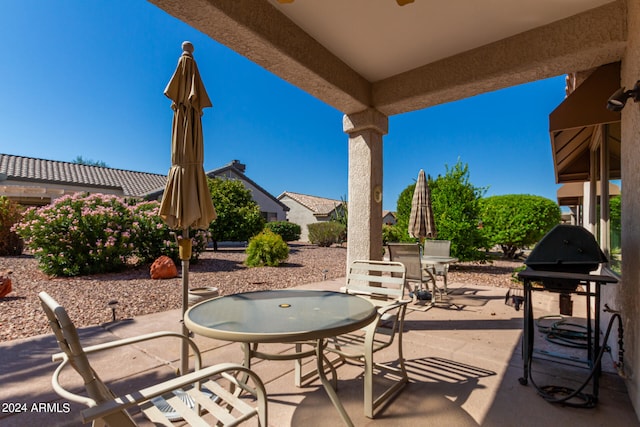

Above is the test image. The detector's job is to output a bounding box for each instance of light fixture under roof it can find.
[607,81,640,112]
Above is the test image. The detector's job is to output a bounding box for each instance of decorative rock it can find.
[150,256,178,280]
[0,270,12,298]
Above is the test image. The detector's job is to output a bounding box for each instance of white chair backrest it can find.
[345,260,406,301]
[386,243,423,282]
[39,292,137,426]
[423,240,451,257]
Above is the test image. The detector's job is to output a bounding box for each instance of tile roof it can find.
[278,191,343,215]
[0,154,167,197]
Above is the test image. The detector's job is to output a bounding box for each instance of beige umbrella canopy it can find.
[159,41,216,376]
[408,169,437,242]
[160,41,216,230]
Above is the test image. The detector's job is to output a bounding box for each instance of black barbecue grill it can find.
[517,224,617,405]
[524,224,608,291]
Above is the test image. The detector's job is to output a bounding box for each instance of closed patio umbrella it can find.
[408,169,436,242]
[160,41,216,376]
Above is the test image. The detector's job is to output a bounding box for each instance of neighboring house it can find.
[1,155,288,225]
[205,160,289,222]
[278,191,397,241]
[148,160,288,222]
[278,192,345,242]
[0,153,165,206]
[383,210,397,225]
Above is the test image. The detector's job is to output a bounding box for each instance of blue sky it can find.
[1,1,567,212]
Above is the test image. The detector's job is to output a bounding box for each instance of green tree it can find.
[329,197,348,243]
[208,178,265,250]
[394,161,487,260]
[479,194,561,258]
[610,194,621,247]
[429,161,487,261]
[72,155,108,167]
[392,185,415,243]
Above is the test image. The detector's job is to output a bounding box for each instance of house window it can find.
[262,212,278,222]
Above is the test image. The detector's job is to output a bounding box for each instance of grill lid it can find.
[525,225,607,273]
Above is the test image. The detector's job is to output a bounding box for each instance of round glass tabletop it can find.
[184,289,377,343]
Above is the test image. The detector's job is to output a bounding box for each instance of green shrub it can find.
[308,222,346,247]
[0,196,24,256]
[245,230,289,267]
[13,194,207,276]
[264,221,301,241]
[382,224,404,244]
[479,194,561,258]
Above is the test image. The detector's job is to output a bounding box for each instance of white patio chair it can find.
[387,242,439,303]
[423,239,452,293]
[39,291,267,426]
[326,260,410,418]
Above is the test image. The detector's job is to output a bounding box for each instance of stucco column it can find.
[620,0,640,414]
[343,108,388,268]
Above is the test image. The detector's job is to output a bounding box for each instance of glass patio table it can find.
[421,256,458,302]
[420,255,458,268]
[184,289,378,427]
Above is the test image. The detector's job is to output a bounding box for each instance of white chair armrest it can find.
[50,357,98,408]
[376,299,410,316]
[52,331,203,370]
[80,363,266,423]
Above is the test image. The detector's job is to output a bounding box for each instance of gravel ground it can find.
[0,243,523,342]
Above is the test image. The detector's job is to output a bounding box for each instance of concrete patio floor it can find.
[1,278,638,426]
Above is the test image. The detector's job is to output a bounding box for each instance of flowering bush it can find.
[13,194,209,277]
[129,201,210,265]
[129,201,175,263]
[14,194,134,276]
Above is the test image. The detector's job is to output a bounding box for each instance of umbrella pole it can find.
[179,232,192,376]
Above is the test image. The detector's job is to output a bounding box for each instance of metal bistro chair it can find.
[325,260,410,418]
[423,239,452,294]
[387,242,438,304]
[39,291,267,427]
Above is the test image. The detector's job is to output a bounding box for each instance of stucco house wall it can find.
[278,193,337,242]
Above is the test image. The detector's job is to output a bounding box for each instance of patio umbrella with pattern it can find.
[408,169,437,243]
[160,41,217,376]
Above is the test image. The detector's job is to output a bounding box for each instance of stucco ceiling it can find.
[268,0,614,82]
[149,0,626,115]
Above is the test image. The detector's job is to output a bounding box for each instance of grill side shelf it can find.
[517,268,618,284]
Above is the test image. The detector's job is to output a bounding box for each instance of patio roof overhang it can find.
[549,61,622,184]
[149,1,626,116]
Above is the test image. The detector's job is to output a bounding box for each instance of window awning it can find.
[557,181,620,206]
[549,62,621,183]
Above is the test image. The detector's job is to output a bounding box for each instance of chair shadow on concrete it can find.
[407,286,499,312]
[290,356,495,426]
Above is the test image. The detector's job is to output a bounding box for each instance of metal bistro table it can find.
[421,256,458,302]
[421,255,458,271]
[184,289,378,427]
